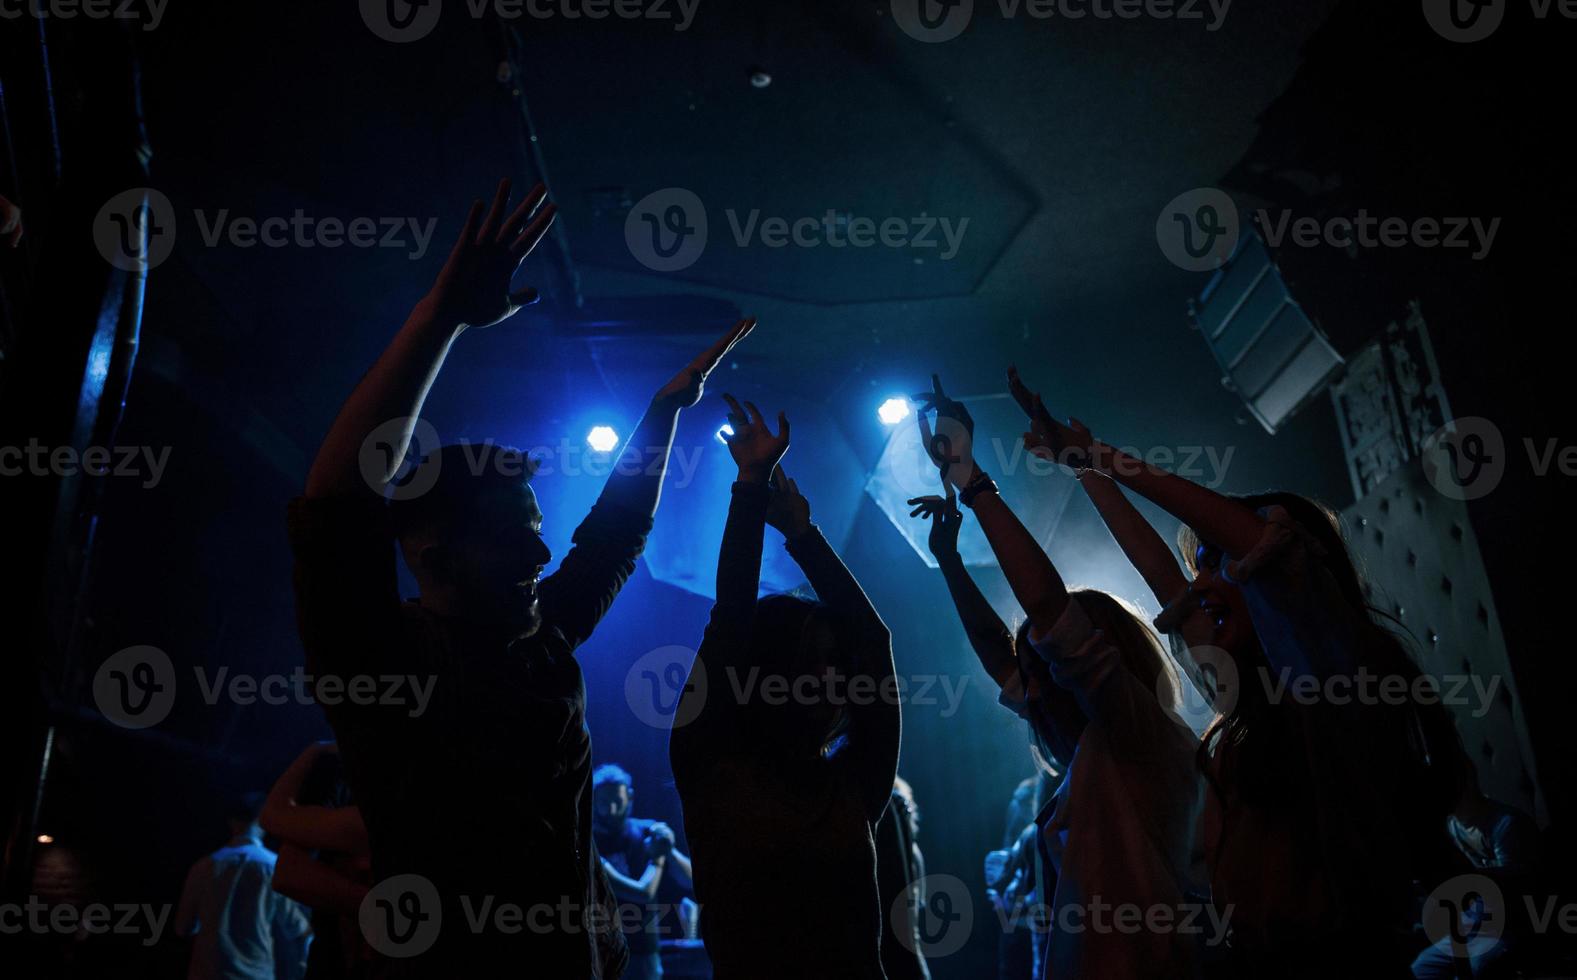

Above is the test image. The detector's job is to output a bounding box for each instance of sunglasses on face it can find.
[1193,543,1225,574]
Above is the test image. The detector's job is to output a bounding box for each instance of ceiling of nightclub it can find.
[128,0,1346,497]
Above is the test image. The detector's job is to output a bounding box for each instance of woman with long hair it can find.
[1007,367,1460,978]
[669,396,900,980]
[911,376,1203,980]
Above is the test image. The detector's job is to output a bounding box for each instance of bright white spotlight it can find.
[877,397,911,426]
[586,425,620,453]
[715,423,735,445]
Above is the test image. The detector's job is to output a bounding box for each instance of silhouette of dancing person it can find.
[290,178,755,977]
[670,398,900,980]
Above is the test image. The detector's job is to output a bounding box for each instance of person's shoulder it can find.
[539,623,574,654]
[233,845,278,880]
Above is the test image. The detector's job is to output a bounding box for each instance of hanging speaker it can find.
[1189,228,1345,434]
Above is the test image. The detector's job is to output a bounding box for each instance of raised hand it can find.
[1007,365,1093,468]
[914,374,977,489]
[426,179,557,329]
[720,394,789,483]
[1005,365,1049,426]
[908,484,962,559]
[654,317,757,410]
[765,465,813,540]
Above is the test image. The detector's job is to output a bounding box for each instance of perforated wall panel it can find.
[1343,463,1544,821]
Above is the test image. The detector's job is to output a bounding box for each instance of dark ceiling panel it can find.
[510,5,1037,303]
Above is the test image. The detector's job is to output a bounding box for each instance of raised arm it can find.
[271,843,368,916]
[707,395,789,655]
[1006,369,1194,609]
[907,487,1017,690]
[918,376,1069,637]
[670,396,789,761]
[1094,442,1262,563]
[259,743,368,855]
[1006,365,1262,562]
[600,318,756,517]
[538,320,757,650]
[305,179,556,500]
[767,468,885,639]
[1075,469,1189,604]
[766,466,899,821]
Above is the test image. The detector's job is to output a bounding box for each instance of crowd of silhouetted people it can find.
[165,182,1555,980]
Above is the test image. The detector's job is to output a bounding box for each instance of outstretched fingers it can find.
[721,316,757,355]
[478,178,512,245]
[448,200,484,261]
[696,317,757,376]
[917,412,940,465]
[510,201,558,254]
[1007,365,1037,417]
[721,393,749,430]
[911,372,951,414]
[499,182,548,246]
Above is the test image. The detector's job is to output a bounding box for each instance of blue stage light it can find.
[877,397,911,426]
[586,425,620,453]
[715,423,735,445]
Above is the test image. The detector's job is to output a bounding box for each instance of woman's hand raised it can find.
[765,466,813,541]
[1007,365,1094,469]
[720,394,789,484]
[908,484,963,559]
